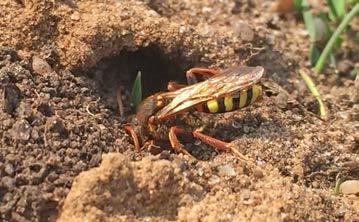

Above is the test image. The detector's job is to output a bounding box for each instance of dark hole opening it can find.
[86,45,193,114]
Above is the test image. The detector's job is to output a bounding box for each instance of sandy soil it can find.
[0,0,358,221]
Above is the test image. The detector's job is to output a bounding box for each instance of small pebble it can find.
[240,189,251,201]
[197,167,204,177]
[208,175,220,185]
[2,176,15,189]
[70,12,80,21]
[4,163,14,176]
[232,22,254,42]
[10,120,31,141]
[217,164,236,177]
[252,167,264,179]
[340,180,359,195]
[32,56,52,75]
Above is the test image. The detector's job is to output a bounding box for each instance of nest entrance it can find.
[86,45,193,114]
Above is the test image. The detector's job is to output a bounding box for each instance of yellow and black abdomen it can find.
[196,84,262,113]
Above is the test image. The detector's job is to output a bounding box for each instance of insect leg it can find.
[192,129,230,151]
[192,129,250,160]
[186,68,220,84]
[167,67,220,91]
[123,124,141,152]
[168,126,194,158]
[167,81,187,91]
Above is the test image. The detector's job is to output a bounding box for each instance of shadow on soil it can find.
[84,45,193,115]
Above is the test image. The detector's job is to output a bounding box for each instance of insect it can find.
[122,65,264,158]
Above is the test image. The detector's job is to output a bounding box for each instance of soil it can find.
[0,0,358,221]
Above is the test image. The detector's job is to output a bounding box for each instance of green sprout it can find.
[298,69,327,120]
[314,4,359,73]
[334,176,341,195]
[295,0,359,72]
[130,71,142,110]
[327,0,346,21]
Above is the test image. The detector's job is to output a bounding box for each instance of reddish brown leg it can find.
[186,68,220,84]
[167,81,187,91]
[167,68,220,92]
[193,129,249,160]
[168,126,194,158]
[123,124,141,152]
[192,129,230,151]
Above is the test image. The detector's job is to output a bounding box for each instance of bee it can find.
[122,66,264,158]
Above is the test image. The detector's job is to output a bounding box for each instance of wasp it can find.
[122,66,264,158]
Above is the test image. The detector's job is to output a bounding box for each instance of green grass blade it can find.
[327,0,346,19]
[298,69,327,120]
[131,71,142,110]
[314,4,359,73]
[309,43,321,66]
[294,0,304,11]
[334,177,341,195]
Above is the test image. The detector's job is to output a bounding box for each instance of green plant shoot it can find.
[314,4,359,73]
[298,69,327,120]
[334,177,341,195]
[131,71,142,110]
[326,0,346,20]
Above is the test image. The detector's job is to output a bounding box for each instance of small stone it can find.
[2,192,13,202]
[266,34,276,45]
[197,167,204,177]
[2,83,21,114]
[70,12,80,21]
[240,189,251,201]
[16,101,32,119]
[1,176,15,189]
[47,172,59,182]
[31,129,39,140]
[217,164,236,177]
[4,163,14,176]
[10,119,31,141]
[32,56,53,75]
[337,111,352,121]
[340,180,359,195]
[208,175,220,185]
[174,158,188,172]
[232,22,254,42]
[252,167,264,179]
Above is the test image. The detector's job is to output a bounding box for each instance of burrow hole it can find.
[87,45,195,116]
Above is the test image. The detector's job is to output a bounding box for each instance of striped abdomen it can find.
[195,84,262,113]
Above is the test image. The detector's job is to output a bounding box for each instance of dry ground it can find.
[0,0,358,221]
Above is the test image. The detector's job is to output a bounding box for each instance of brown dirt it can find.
[0,0,358,221]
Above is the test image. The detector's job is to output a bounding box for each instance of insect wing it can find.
[156,66,264,120]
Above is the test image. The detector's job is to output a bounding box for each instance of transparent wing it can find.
[156,66,264,120]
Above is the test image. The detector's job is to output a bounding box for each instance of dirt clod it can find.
[32,56,53,76]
